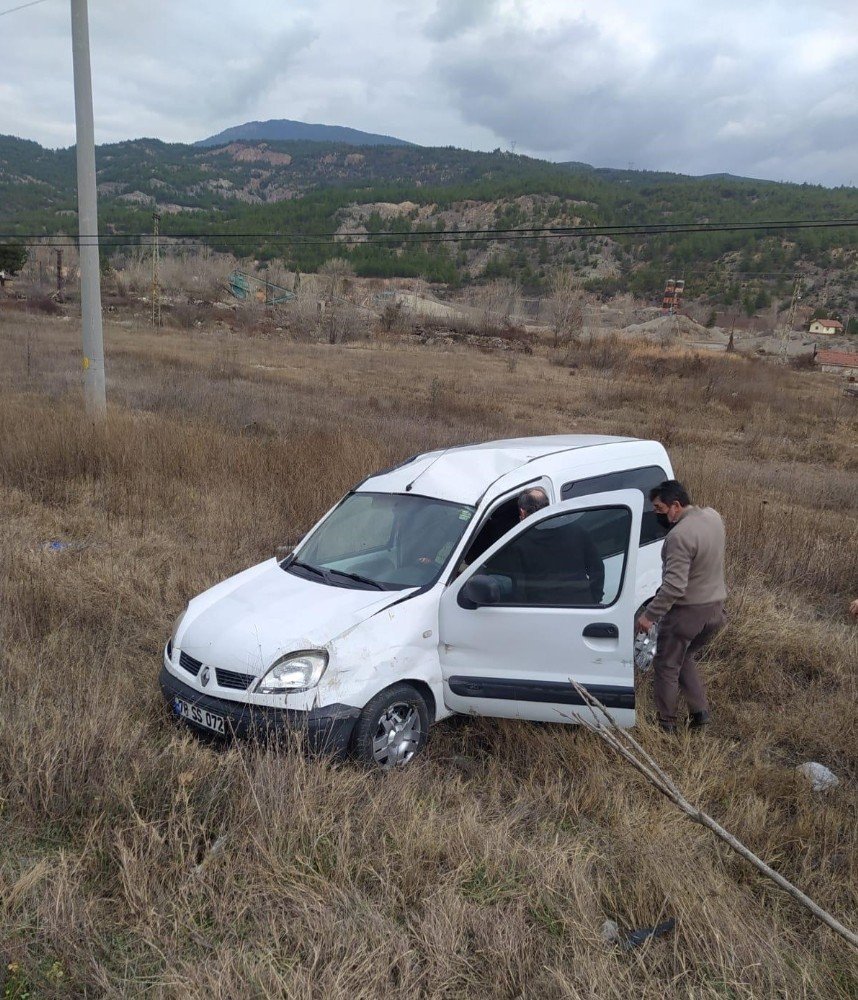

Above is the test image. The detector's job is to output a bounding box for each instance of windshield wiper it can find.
[323,568,387,590]
[287,560,384,590]
[288,559,328,580]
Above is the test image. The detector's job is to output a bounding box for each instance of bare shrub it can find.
[169,302,212,329]
[228,300,271,334]
[258,260,294,295]
[548,266,584,348]
[610,292,637,327]
[471,279,520,332]
[113,247,242,300]
[318,257,355,300]
[320,300,364,344]
[379,299,409,332]
[24,293,64,316]
[15,241,80,292]
[790,351,817,370]
[285,294,324,341]
[563,330,625,370]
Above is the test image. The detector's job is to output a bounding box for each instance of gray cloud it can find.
[0,0,856,185]
[425,1,858,184]
[423,0,500,42]
[200,21,319,118]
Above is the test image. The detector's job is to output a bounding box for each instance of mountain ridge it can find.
[196,118,414,149]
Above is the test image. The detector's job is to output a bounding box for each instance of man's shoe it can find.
[687,711,711,729]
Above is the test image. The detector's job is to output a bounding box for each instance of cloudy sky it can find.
[2,0,857,185]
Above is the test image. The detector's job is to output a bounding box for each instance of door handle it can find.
[583,623,618,639]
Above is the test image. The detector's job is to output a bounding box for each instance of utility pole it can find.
[152,209,161,327]
[780,276,802,359]
[70,0,106,413]
[56,248,64,300]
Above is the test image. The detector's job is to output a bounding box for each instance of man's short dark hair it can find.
[649,480,691,507]
[518,487,549,516]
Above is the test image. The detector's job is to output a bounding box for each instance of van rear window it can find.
[561,465,668,545]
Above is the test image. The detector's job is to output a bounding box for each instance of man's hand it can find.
[850,598,858,618]
[636,614,654,634]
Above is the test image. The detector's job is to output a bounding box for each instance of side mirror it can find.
[458,574,502,610]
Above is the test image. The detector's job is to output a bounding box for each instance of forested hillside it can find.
[1,134,856,312]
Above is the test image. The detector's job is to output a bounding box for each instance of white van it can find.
[161,435,673,767]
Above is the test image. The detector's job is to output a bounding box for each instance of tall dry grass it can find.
[0,311,856,998]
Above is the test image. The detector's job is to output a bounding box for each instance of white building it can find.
[809,318,844,336]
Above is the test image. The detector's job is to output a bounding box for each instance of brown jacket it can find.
[646,505,727,621]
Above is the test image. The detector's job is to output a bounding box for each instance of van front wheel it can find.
[352,683,430,769]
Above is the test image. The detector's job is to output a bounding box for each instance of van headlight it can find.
[255,650,329,694]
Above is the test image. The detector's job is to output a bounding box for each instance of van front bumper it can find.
[159,665,360,754]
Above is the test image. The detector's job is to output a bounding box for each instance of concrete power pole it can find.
[70,0,106,413]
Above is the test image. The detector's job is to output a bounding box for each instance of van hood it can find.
[176,558,411,676]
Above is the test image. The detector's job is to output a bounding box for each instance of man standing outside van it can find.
[636,480,727,732]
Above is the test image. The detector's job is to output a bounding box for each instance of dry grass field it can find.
[0,309,856,998]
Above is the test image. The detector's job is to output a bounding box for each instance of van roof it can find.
[358,435,640,505]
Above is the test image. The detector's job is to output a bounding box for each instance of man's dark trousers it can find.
[653,601,726,725]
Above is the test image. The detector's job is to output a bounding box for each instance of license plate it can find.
[173,696,226,735]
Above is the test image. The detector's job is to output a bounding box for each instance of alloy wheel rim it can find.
[371,701,422,768]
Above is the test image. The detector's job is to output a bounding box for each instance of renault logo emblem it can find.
[200,666,210,687]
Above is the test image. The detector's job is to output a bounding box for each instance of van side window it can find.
[478,506,632,607]
[560,466,668,545]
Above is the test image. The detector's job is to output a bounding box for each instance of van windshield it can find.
[286,492,476,590]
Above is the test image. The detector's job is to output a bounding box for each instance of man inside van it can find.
[454,487,546,575]
[517,487,550,521]
[636,480,727,733]
[500,487,605,604]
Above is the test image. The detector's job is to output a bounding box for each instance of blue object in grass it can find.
[622,917,676,950]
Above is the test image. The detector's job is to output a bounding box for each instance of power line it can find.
[7,233,858,252]
[4,217,856,244]
[0,0,50,17]
[4,219,857,255]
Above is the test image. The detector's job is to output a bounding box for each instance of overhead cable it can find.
[3,217,857,245]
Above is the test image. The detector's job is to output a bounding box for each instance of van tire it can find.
[351,683,430,769]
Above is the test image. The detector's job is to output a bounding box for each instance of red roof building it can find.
[815,349,858,377]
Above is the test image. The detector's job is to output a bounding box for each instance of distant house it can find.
[809,318,844,335]
[815,349,858,378]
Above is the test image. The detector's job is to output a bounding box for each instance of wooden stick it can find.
[568,679,858,950]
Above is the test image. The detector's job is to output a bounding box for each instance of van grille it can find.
[216,668,255,691]
[179,651,202,676]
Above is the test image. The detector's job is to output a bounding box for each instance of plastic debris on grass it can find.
[601,916,677,950]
